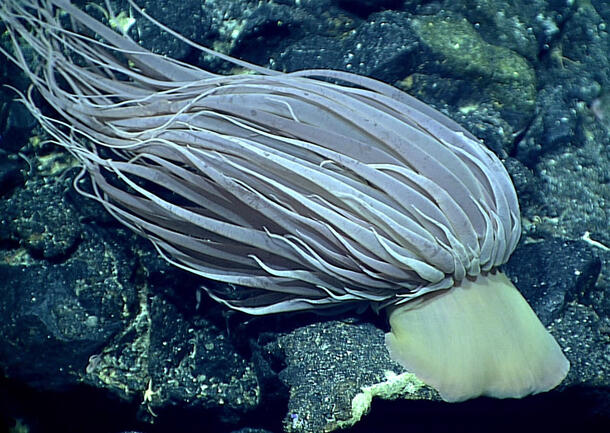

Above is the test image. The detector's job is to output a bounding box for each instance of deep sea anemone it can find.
[0,0,569,402]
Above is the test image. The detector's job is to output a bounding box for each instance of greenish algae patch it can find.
[410,14,536,117]
[411,15,534,83]
[335,371,425,430]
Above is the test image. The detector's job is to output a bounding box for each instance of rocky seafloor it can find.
[1,0,609,432]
